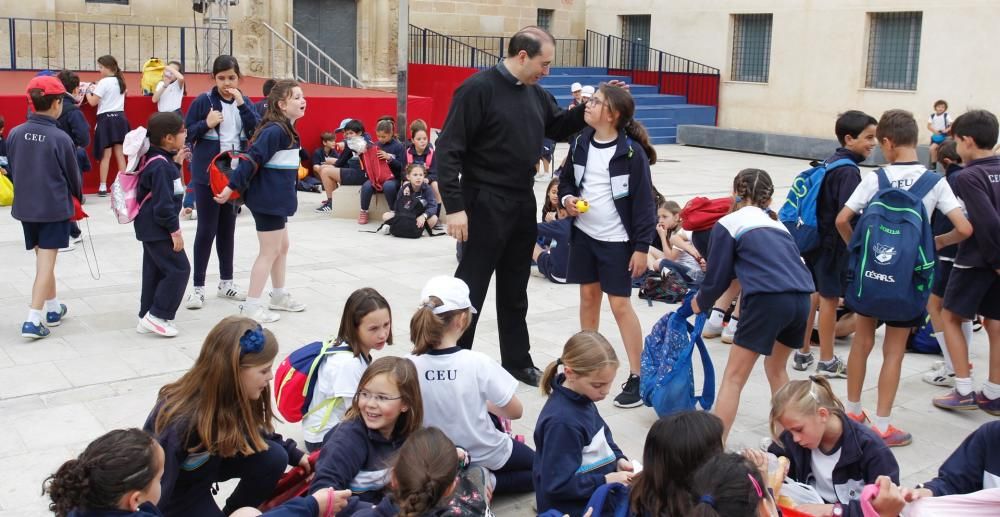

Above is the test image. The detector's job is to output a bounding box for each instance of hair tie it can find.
[239,325,265,356]
[555,358,563,366]
[699,494,716,508]
[747,472,764,498]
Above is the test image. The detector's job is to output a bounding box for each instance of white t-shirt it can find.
[218,100,243,150]
[844,163,963,218]
[573,137,629,242]
[408,348,518,470]
[929,112,950,133]
[93,76,125,114]
[301,349,370,444]
[810,447,842,503]
[156,80,183,113]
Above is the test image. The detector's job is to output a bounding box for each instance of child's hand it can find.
[377,150,393,161]
[174,147,191,165]
[871,476,906,517]
[312,488,352,516]
[416,214,427,228]
[656,222,669,238]
[902,487,933,503]
[325,157,337,164]
[335,141,345,153]
[544,211,556,222]
[171,231,184,252]
[628,251,647,279]
[297,453,313,475]
[605,470,634,486]
[741,448,769,479]
[213,186,233,204]
[617,458,633,472]
[564,196,580,216]
[226,88,245,106]
[206,109,223,129]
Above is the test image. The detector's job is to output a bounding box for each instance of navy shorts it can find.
[805,244,849,298]
[93,111,130,156]
[944,267,1000,321]
[251,211,287,232]
[566,230,633,297]
[852,310,923,329]
[931,259,955,298]
[339,168,366,185]
[733,292,811,355]
[22,220,71,250]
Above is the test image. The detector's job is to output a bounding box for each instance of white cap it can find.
[122,127,150,172]
[580,85,595,98]
[570,82,582,92]
[335,118,353,133]
[420,276,478,315]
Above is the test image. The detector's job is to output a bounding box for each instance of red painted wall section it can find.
[607,68,720,109]
[407,64,479,130]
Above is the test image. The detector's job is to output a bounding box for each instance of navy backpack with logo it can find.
[778,158,856,254]
[845,169,939,322]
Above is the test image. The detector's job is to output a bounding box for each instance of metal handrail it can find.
[282,23,364,88]
[261,22,336,86]
[407,25,500,68]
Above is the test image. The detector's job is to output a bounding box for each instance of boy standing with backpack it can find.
[932,109,1000,414]
[794,110,878,377]
[835,109,972,447]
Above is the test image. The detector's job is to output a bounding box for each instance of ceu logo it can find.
[873,243,896,265]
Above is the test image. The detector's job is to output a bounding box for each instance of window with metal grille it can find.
[866,12,922,90]
[537,9,554,31]
[730,13,772,83]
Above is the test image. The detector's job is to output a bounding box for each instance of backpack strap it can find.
[691,313,716,411]
[825,158,857,171]
[907,171,942,202]
[875,168,891,190]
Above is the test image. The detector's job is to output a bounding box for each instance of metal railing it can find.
[407,25,500,68]
[282,23,363,88]
[439,34,584,67]
[0,17,231,72]
[262,23,335,87]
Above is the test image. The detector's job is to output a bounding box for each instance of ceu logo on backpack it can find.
[872,243,897,266]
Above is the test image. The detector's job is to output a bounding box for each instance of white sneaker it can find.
[185,288,205,310]
[922,360,973,387]
[136,321,152,334]
[218,283,247,301]
[269,292,306,312]
[58,242,76,252]
[702,320,724,339]
[140,314,179,337]
[241,304,281,323]
[721,324,736,344]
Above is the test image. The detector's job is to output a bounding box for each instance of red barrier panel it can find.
[608,68,720,110]
[407,64,479,130]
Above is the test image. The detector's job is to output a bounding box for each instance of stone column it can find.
[357,0,399,89]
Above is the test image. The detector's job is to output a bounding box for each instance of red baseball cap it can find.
[26,75,67,96]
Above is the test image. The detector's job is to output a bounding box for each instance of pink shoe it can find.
[358,210,369,224]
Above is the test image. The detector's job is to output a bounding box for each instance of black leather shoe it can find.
[506,366,542,387]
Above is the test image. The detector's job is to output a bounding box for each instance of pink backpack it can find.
[110,155,168,224]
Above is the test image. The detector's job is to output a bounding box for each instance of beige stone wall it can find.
[585,0,1000,140]
[410,0,587,39]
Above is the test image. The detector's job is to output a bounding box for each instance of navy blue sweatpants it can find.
[192,182,236,287]
[140,240,191,321]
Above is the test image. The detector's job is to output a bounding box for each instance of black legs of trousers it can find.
[139,240,191,321]
[455,188,537,370]
[192,182,236,287]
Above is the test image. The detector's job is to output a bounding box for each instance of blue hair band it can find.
[699,494,716,508]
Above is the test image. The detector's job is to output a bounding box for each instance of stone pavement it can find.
[0,145,992,516]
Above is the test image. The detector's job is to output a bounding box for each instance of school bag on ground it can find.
[140,58,165,96]
[640,292,715,417]
[907,314,940,354]
[778,158,855,254]
[110,155,169,224]
[679,196,731,231]
[0,172,12,206]
[845,169,939,322]
[273,338,353,424]
[636,268,689,305]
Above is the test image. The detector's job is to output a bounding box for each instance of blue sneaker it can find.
[46,304,68,327]
[21,321,50,339]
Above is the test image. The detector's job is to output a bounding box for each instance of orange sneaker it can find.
[872,424,912,447]
[846,410,870,425]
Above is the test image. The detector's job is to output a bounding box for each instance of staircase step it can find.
[542,84,659,97]
[645,126,678,138]
[549,67,608,75]
[548,93,687,106]
[539,74,629,87]
[650,135,676,145]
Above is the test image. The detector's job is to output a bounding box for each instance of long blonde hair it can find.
[540,331,619,395]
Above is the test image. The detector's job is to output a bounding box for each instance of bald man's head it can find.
[507,26,556,58]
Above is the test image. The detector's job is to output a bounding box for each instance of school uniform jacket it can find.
[141,406,304,516]
[57,92,92,172]
[8,113,82,222]
[932,163,965,260]
[394,181,438,218]
[816,148,863,247]
[352,495,454,517]
[134,147,182,241]
[534,373,626,517]
[556,127,657,253]
[228,123,300,217]
[185,87,259,185]
[67,502,162,517]
[696,206,814,312]
[310,417,405,512]
[312,146,339,169]
[769,414,899,517]
[950,155,1000,270]
[378,138,406,182]
[405,143,434,168]
[923,421,1000,496]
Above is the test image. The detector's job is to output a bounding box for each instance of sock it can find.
[193,285,205,294]
[243,297,260,312]
[726,317,739,333]
[846,400,863,416]
[708,308,725,327]
[955,377,974,396]
[983,381,1000,400]
[271,287,286,298]
[873,415,891,434]
[219,280,233,290]
[99,182,107,191]
[934,332,955,373]
[44,298,61,314]
[962,321,974,357]
[26,309,43,325]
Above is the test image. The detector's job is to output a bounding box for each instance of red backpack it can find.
[273,338,353,424]
[360,145,394,192]
[208,150,258,204]
[680,196,731,231]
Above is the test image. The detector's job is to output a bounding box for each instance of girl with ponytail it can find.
[86,54,130,196]
[556,82,658,409]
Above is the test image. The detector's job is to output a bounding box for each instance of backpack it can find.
[273,339,353,424]
[140,58,165,96]
[208,150,258,205]
[640,293,715,417]
[845,169,940,322]
[110,154,168,224]
[908,314,940,354]
[360,145,393,192]
[778,158,856,254]
[636,269,689,305]
[680,196,731,231]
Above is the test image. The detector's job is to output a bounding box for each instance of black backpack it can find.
[376,184,442,239]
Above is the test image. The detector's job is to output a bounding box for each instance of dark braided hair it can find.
[393,427,458,517]
[730,168,776,219]
[43,429,160,517]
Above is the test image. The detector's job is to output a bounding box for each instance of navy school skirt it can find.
[93,111,130,157]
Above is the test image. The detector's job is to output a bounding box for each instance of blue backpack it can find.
[537,483,630,517]
[908,314,940,354]
[779,158,856,253]
[845,169,940,322]
[640,292,715,417]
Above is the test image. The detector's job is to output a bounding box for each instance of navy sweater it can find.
[142,407,304,516]
[696,206,814,311]
[951,155,1000,270]
[435,62,587,213]
[377,138,406,182]
[534,373,626,517]
[394,181,438,217]
[228,123,301,217]
[8,114,82,222]
[312,146,339,169]
[185,87,259,185]
[556,127,657,253]
[352,495,453,517]
[310,417,406,514]
[405,143,434,169]
[817,148,863,247]
[57,93,92,173]
[134,147,182,241]
[932,163,965,260]
[68,502,162,517]
[769,414,899,517]
[923,421,1000,496]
